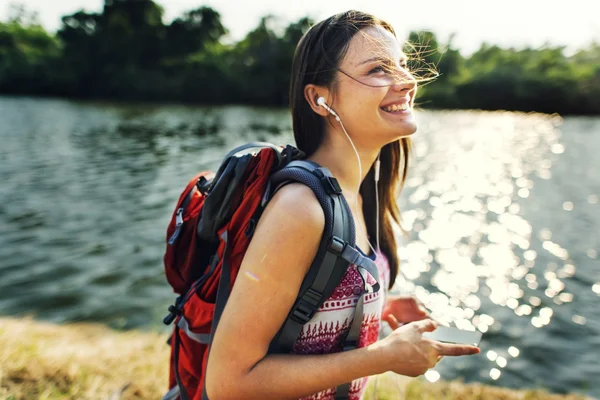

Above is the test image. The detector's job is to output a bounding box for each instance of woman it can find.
[205,10,480,400]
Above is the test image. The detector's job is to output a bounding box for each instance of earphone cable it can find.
[334,113,379,256]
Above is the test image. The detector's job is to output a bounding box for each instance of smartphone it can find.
[422,326,482,346]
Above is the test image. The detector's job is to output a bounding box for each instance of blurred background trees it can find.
[1,0,598,114]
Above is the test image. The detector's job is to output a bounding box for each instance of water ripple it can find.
[0,98,598,397]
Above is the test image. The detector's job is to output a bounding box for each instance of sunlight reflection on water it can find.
[388,111,598,393]
[0,99,597,397]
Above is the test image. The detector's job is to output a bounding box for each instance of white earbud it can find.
[317,97,340,120]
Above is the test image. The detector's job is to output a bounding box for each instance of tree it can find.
[99,0,165,67]
[55,11,101,96]
[0,4,598,114]
[164,6,227,59]
[0,13,59,94]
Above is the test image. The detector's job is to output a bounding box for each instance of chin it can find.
[389,122,417,141]
[378,110,417,138]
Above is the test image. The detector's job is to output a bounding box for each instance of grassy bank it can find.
[0,317,590,400]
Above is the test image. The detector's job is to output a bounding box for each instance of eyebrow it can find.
[358,56,408,66]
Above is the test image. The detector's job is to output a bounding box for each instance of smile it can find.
[381,103,410,113]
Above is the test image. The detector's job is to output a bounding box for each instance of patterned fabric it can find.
[292,249,391,400]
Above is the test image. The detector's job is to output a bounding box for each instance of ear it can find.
[304,84,331,117]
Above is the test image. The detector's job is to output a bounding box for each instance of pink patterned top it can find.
[291,249,390,400]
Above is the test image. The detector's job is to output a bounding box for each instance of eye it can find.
[369,65,390,74]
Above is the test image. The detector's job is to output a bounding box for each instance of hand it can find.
[380,319,480,378]
[382,294,430,326]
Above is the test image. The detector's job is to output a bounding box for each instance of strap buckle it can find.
[291,301,314,324]
[321,176,342,195]
[163,295,184,325]
[290,288,323,324]
[280,145,305,167]
[329,236,346,255]
[196,176,211,195]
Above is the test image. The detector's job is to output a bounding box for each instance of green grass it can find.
[0,317,591,400]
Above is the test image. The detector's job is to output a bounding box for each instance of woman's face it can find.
[329,25,417,147]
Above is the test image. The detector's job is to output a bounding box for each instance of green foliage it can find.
[0,19,60,94]
[410,37,600,114]
[0,1,598,114]
[229,15,310,104]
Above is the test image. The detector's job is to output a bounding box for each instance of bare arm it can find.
[231,342,389,400]
[205,183,390,399]
[205,183,480,400]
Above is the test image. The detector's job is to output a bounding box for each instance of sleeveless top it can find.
[291,248,391,400]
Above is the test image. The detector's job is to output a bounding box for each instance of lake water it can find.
[0,96,598,398]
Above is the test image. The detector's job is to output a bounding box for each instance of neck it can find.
[307,121,384,255]
[307,123,381,199]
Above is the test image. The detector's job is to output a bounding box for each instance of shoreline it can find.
[0,317,592,399]
[0,94,598,117]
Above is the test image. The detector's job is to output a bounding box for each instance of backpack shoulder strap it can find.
[267,160,380,355]
[270,160,382,400]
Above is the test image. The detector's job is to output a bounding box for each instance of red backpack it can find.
[162,142,381,400]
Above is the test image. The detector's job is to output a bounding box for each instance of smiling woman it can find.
[290,12,417,273]
[200,10,480,400]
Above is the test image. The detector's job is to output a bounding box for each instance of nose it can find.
[391,69,416,93]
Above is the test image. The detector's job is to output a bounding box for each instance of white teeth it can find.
[383,103,409,113]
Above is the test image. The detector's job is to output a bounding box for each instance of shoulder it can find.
[260,182,325,236]
[205,184,327,392]
[240,182,325,275]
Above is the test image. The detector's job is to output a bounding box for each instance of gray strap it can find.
[335,295,365,399]
[345,295,365,350]
[339,246,380,293]
[264,160,329,215]
[335,380,351,398]
[213,230,232,329]
[162,386,180,400]
[177,317,211,344]
[173,326,190,400]
[334,248,375,400]
[272,177,351,353]
[284,160,321,173]
[201,230,232,400]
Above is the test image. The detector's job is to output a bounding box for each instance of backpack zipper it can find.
[168,177,206,246]
[168,207,185,245]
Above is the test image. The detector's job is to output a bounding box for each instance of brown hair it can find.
[289,10,411,290]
